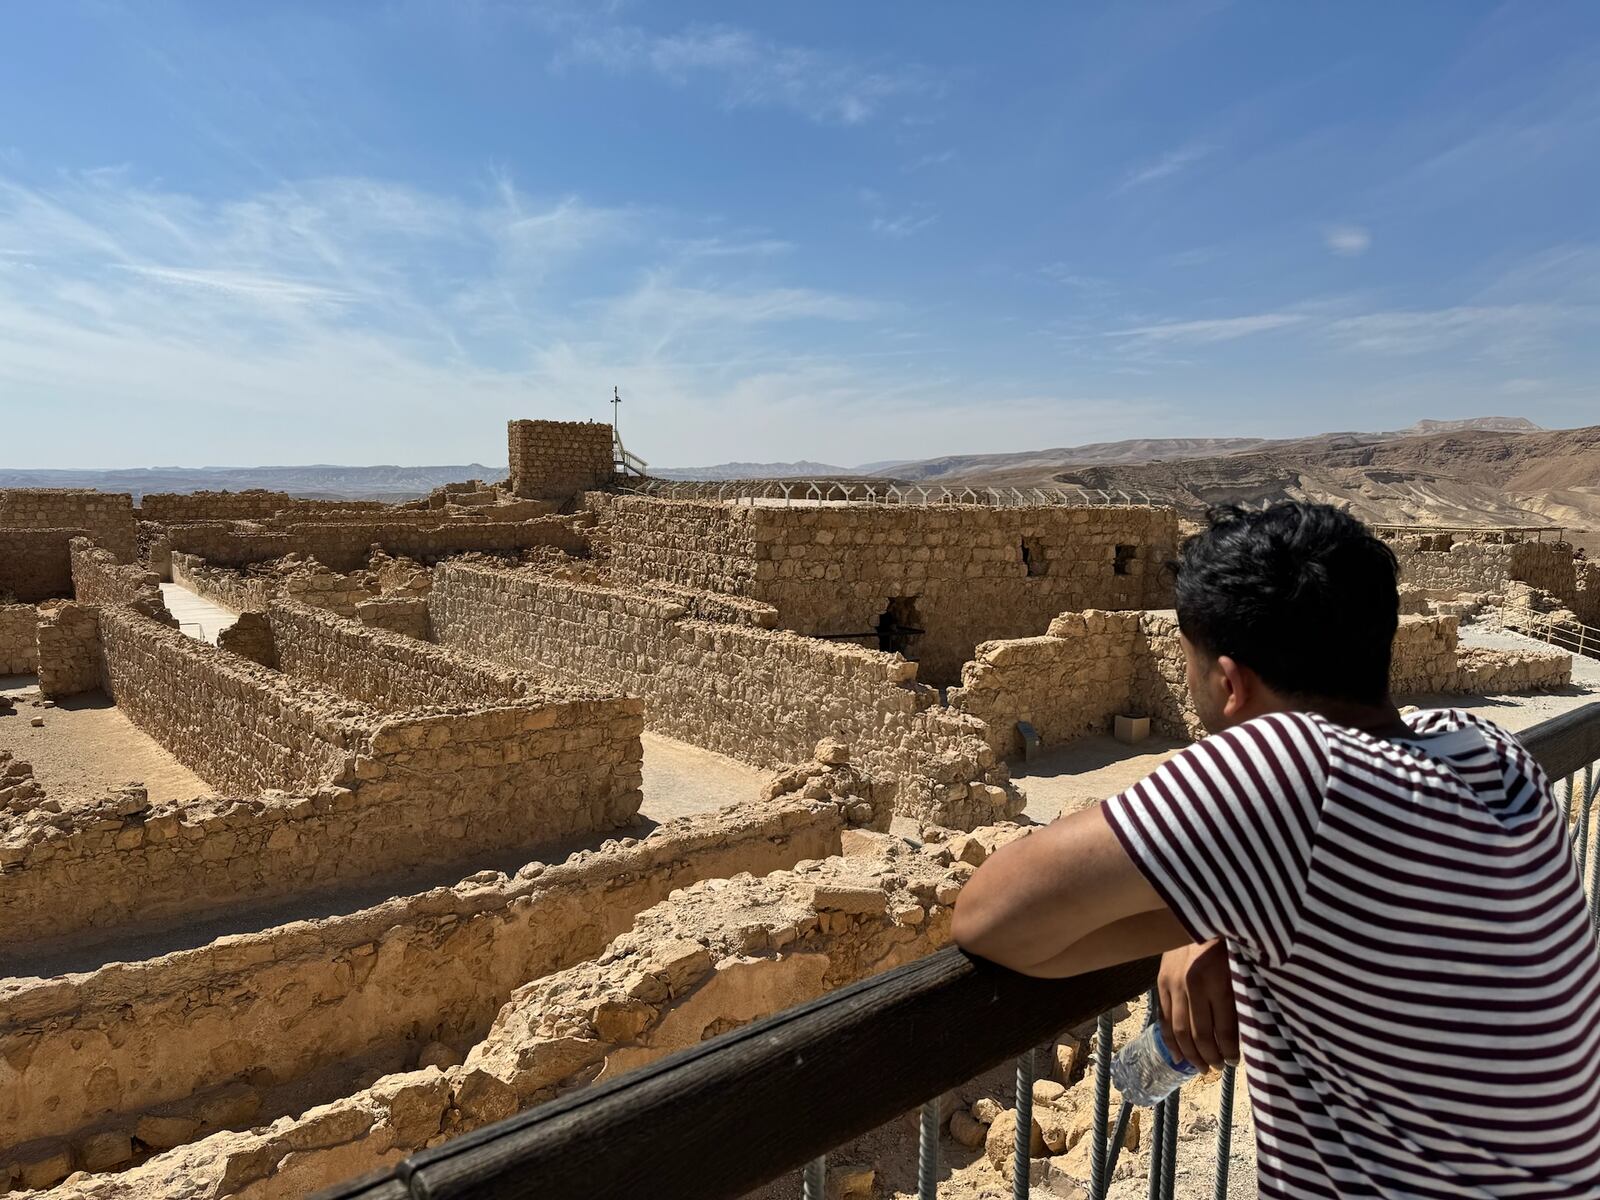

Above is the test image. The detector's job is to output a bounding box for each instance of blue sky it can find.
[1,1,1597,469]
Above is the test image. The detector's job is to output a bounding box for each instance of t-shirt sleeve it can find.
[1100,712,1329,966]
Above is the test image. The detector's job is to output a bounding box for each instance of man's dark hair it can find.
[1173,502,1400,703]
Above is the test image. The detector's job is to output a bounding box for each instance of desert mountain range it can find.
[3,417,1595,537]
[659,418,1600,535]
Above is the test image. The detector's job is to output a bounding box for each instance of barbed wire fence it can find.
[617,478,1158,508]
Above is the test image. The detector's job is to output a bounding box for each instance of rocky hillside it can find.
[983,424,1600,531]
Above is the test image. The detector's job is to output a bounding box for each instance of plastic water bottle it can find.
[1111,1023,1199,1105]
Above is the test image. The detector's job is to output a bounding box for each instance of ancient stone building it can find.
[507,418,615,502]
[0,414,1587,1198]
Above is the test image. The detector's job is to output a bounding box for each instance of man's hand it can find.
[1157,939,1239,1072]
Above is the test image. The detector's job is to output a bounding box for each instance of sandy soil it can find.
[640,730,769,822]
[0,675,211,807]
[1015,734,1187,823]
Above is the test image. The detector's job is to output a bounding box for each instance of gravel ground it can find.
[0,675,211,807]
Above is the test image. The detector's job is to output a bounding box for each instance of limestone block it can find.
[1113,715,1150,745]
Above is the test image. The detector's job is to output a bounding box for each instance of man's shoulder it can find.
[1402,705,1519,746]
[1185,711,1334,785]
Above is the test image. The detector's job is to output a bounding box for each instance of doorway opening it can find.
[876,596,925,658]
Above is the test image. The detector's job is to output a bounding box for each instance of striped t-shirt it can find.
[1102,708,1600,1198]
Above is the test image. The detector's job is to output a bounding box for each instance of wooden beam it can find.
[398,950,1155,1200]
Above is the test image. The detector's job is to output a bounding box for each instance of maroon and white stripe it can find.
[1103,708,1600,1198]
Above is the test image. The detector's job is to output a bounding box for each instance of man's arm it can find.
[952,804,1189,977]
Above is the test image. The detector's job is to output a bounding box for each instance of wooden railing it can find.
[317,702,1600,1200]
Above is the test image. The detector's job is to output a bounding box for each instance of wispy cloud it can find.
[1103,313,1305,344]
[904,149,956,172]
[554,20,932,125]
[1323,304,1575,355]
[1115,142,1215,192]
[0,167,947,467]
[1323,224,1371,257]
[870,212,937,238]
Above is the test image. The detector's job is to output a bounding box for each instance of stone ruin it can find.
[0,419,1585,1197]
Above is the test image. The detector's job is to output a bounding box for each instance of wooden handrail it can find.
[316,702,1600,1200]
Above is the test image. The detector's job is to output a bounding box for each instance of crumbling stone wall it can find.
[355,596,432,639]
[169,552,272,612]
[69,540,175,625]
[0,605,37,674]
[37,603,103,699]
[0,791,852,1169]
[139,491,293,523]
[23,811,1001,1198]
[949,611,1143,757]
[0,528,90,602]
[0,490,135,561]
[507,419,614,501]
[0,751,44,812]
[602,498,1179,683]
[1510,542,1583,606]
[1128,612,1204,740]
[95,605,643,843]
[431,563,1019,827]
[98,605,359,793]
[1578,562,1600,628]
[1393,539,1512,598]
[952,609,1572,759]
[164,518,587,572]
[267,600,529,711]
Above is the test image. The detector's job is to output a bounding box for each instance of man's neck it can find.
[1270,696,1412,740]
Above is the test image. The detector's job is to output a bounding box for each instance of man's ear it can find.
[1216,655,1254,720]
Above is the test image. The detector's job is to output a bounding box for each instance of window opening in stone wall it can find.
[876,596,925,658]
[1020,537,1048,577]
[1113,544,1136,576]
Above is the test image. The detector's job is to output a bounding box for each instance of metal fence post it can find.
[1212,1063,1237,1200]
[1013,1048,1035,1199]
[1089,1012,1113,1198]
[918,1100,940,1200]
[1147,1097,1166,1200]
[801,1155,826,1200]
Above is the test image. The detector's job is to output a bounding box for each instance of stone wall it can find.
[267,600,529,711]
[138,491,292,523]
[0,791,853,1167]
[163,517,587,572]
[355,596,432,640]
[1388,613,1571,695]
[19,808,994,1198]
[1393,539,1512,598]
[0,490,135,561]
[951,609,1572,760]
[169,553,272,612]
[0,529,89,602]
[37,603,103,699]
[1509,541,1586,611]
[602,498,1179,684]
[431,563,1020,827]
[95,605,644,841]
[0,605,36,675]
[949,611,1144,757]
[507,419,614,501]
[69,540,175,625]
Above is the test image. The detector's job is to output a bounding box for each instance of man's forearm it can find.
[998,908,1191,979]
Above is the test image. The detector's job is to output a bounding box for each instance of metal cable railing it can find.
[316,702,1600,1200]
[1498,603,1600,660]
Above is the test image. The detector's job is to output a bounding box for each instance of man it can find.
[954,502,1600,1198]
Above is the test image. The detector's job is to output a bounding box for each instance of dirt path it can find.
[0,677,210,808]
[639,731,768,823]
